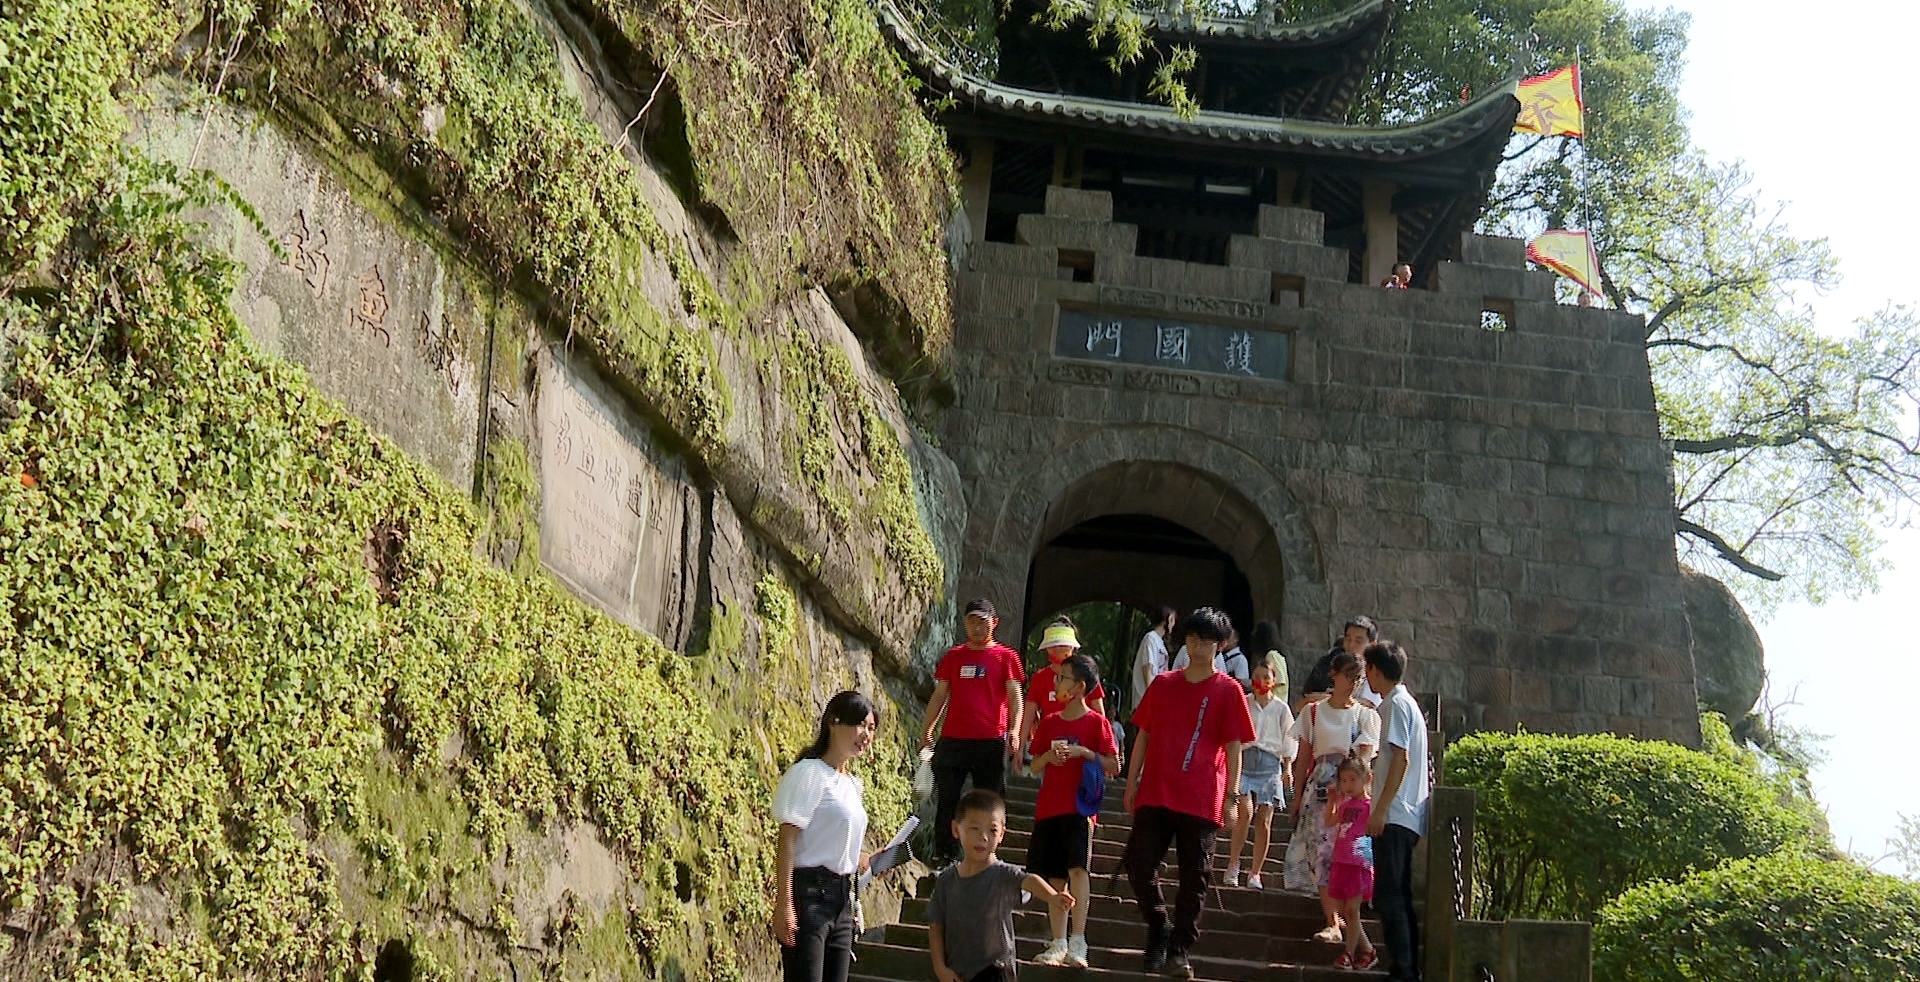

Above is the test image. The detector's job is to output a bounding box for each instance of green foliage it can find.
[1593,853,1920,982]
[1448,728,1819,923]
[777,326,944,597]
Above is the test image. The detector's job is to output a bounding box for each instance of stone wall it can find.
[944,185,1699,744]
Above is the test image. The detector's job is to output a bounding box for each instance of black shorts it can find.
[1027,813,1093,881]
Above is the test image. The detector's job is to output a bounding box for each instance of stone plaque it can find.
[1055,308,1288,381]
[534,351,693,638]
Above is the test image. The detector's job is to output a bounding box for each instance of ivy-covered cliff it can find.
[1,0,961,978]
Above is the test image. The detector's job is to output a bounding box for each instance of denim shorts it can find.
[1239,746,1286,807]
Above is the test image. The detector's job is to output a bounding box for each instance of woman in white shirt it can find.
[774,690,879,982]
[1282,652,1380,941]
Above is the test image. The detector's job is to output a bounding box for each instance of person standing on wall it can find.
[922,598,1025,865]
[1122,607,1257,979]
[774,691,882,982]
[1364,641,1430,982]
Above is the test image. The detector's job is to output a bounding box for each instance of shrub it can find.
[1594,853,1920,981]
[1448,728,1817,921]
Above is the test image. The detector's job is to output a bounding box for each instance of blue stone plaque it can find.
[1055,308,1288,381]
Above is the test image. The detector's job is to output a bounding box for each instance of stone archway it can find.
[968,424,1328,655]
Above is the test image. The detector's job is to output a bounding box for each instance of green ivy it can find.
[1447,727,1821,923]
[1594,853,1920,981]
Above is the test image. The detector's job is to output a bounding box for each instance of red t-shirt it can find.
[1131,670,1257,822]
[1027,662,1107,718]
[1028,710,1119,821]
[935,643,1022,740]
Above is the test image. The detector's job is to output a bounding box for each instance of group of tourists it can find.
[770,599,1431,982]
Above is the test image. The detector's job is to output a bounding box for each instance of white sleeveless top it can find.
[1295,700,1380,760]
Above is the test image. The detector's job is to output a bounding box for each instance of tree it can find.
[1319,0,1920,608]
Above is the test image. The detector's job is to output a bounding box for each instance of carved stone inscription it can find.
[1055,308,1289,381]
[535,352,691,638]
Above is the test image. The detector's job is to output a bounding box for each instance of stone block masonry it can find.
[943,190,1699,745]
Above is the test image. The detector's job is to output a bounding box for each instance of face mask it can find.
[1252,679,1275,695]
[1047,647,1071,664]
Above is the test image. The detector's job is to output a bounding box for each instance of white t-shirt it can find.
[1380,684,1430,833]
[1247,695,1297,760]
[1131,630,1168,713]
[1293,699,1380,761]
[772,758,867,875]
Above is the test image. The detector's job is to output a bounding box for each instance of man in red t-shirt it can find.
[1024,652,1120,968]
[921,597,1025,863]
[1121,607,1257,978]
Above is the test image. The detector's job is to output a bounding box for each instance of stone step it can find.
[851,941,1380,982]
[896,895,1378,942]
[992,844,1289,881]
[878,920,1370,972]
[1000,821,1294,851]
[851,941,1379,982]
[910,873,1330,919]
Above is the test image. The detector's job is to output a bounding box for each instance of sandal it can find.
[1354,949,1379,970]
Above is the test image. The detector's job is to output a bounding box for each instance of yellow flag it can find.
[1514,65,1584,137]
[1527,229,1603,296]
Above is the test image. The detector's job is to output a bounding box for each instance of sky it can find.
[1638,0,1920,868]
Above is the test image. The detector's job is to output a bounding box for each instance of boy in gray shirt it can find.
[929,789,1073,982]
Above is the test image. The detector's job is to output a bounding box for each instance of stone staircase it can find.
[853,778,1385,981]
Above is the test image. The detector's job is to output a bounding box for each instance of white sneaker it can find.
[1034,938,1071,966]
[1223,863,1242,887]
[1067,935,1090,969]
[1245,873,1264,890]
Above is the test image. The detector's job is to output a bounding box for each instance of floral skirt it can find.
[1281,752,1343,892]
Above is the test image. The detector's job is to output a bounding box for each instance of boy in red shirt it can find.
[1122,607,1257,978]
[922,598,1025,865]
[1024,652,1119,969]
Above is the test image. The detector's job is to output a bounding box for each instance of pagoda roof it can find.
[993,0,1392,120]
[882,0,1519,184]
[1136,0,1391,48]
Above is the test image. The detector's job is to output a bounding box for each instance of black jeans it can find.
[1375,824,1422,981]
[1123,805,1219,952]
[782,867,855,982]
[931,736,1008,859]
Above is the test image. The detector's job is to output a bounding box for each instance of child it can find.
[1024,654,1120,969]
[1122,607,1257,978]
[1224,658,1295,889]
[928,789,1074,982]
[1016,620,1107,762]
[1324,756,1377,971]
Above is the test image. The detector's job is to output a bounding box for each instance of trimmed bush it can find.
[1448,728,1817,921]
[1594,853,1920,981]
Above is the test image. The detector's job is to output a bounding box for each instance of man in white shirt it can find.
[1129,605,1177,716]
[1363,641,1429,982]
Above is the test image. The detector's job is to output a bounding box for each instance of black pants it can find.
[1123,805,1219,952]
[1375,824,1423,981]
[931,736,1008,859]
[782,867,855,982]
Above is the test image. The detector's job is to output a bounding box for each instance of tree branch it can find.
[1675,515,1785,580]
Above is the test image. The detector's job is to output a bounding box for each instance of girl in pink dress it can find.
[1324,755,1377,970]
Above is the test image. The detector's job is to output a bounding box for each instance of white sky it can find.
[1640,0,1920,867]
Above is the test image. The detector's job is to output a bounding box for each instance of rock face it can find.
[1680,567,1766,720]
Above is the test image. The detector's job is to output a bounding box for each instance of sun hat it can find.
[1040,624,1081,650]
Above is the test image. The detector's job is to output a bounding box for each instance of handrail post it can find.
[1425,786,1476,982]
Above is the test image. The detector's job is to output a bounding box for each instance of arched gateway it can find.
[913,1,1702,744]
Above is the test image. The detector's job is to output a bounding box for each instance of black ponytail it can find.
[799,690,879,762]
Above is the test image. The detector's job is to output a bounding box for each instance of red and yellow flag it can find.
[1514,65,1584,137]
[1527,229,1603,296]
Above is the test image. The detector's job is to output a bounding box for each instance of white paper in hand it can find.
[857,816,920,891]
